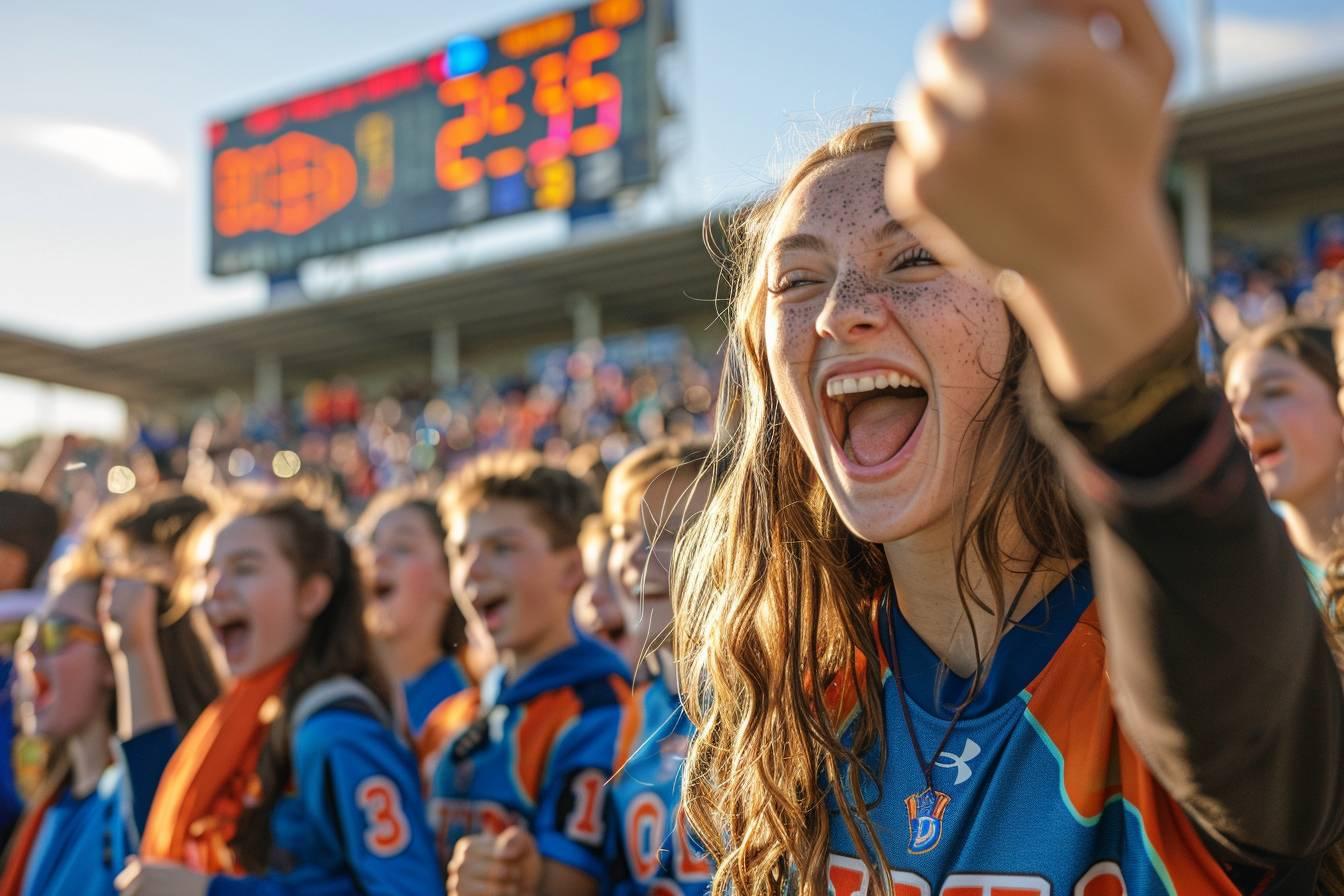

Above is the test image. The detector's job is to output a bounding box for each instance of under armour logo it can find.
[934,738,981,785]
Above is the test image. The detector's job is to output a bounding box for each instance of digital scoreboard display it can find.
[208,0,663,276]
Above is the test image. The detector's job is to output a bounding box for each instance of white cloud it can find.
[0,120,180,191]
[1212,14,1344,88]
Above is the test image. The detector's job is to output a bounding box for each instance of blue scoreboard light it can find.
[209,0,667,275]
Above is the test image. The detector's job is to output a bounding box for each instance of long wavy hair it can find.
[671,121,1085,896]
[225,495,395,872]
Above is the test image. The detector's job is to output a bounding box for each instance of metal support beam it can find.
[1178,159,1213,281]
[432,320,461,389]
[569,292,601,346]
[254,353,283,412]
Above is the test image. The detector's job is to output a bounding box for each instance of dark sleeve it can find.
[115,723,181,838]
[1030,367,1344,866]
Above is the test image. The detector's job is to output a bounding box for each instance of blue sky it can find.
[0,0,1340,441]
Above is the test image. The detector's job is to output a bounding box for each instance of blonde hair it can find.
[672,121,1084,896]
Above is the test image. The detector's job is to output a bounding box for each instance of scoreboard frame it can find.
[207,0,668,277]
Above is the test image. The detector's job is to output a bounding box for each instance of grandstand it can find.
[1,66,1342,414]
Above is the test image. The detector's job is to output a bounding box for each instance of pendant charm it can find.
[904,788,951,855]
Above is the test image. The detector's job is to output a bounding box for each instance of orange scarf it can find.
[139,655,295,873]
[0,789,58,896]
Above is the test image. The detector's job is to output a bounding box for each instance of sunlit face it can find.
[202,517,329,679]
[447,500,582,661]
[15,581,111,741]
[763,151,1011,544]
[611,470,708,652]
[361,506,452,650]
[1225,347,1344,504]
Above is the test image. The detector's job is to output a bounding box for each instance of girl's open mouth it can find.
[214,618,252,664]
[823,369,929,470]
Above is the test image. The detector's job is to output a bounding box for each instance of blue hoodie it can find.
[426,631,632,883]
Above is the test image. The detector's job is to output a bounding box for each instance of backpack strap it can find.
[291,677,395,739]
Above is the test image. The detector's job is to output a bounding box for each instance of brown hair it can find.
[354,486,467,655]
[604,437,715,527]
[671,121,1084,896]
[227,494,395,872]
[0,490,60,590]
[64,487,222,729]
[1222,318,1339,393]
[439,451,599,550]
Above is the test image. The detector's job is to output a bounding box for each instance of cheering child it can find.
[419,452,631,896]
[354,487,475,736]
[112,494,441,896]
[572,514,635,666]
[1224,321,1344,597]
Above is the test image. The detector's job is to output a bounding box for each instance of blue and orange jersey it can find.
[423,632,634,883]
[207,705,441,896]
[403,653,470,737]
[17,767,130,896]
[603,672,711,896]
[823,566,1243,895]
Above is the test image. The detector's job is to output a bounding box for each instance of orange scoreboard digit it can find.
[209,0,666,276]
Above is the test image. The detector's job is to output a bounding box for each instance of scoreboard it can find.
[209,0,665,276]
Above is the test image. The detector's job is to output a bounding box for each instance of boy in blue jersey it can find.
[422,452,631,896]
[599,438,715,896]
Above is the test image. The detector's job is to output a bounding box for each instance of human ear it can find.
[297,574,334,621]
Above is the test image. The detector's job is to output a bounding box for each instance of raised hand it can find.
[887,0,1188,400]
[446,827,543,896]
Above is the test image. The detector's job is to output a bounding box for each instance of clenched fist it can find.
[887,0,1188,400]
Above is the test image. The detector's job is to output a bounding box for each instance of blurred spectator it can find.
[1,342,722,523]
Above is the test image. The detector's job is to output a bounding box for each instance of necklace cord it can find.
[886,555,1044,792]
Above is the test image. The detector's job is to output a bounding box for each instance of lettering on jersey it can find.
[827,854,1120,895]
[933,738,981,786]
[563,768,608,846]
[942,874,1050,896]
[672,804,712,881]
[1074,862,1126,896]
[429,797,524,859]
[355,776,411,858]
[826,854,932,896]
[905,789,951,855]
[828,854,869,896]
[627,792,667,880]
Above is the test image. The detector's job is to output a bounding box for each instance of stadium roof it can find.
[1170,66,1344,212]
[0,217,723,403]
[4,65,1342,403]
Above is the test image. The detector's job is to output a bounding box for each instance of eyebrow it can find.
[770,233,828,259]
[876,220,912,243]
[454,527,529,545]
[768,221,913,263]
[208,548,264,568]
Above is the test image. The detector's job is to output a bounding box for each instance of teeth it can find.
[826,372,922,398]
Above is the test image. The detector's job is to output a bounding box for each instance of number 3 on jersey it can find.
[356,775,411,857]
[564,768,608,846]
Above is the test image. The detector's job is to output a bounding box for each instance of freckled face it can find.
[763,151,1012,545]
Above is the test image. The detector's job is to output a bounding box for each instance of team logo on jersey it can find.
[904,788,951,855]
[933,738,981,786]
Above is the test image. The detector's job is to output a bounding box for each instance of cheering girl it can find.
[673,0,1344,892]
[112,495,441,896]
